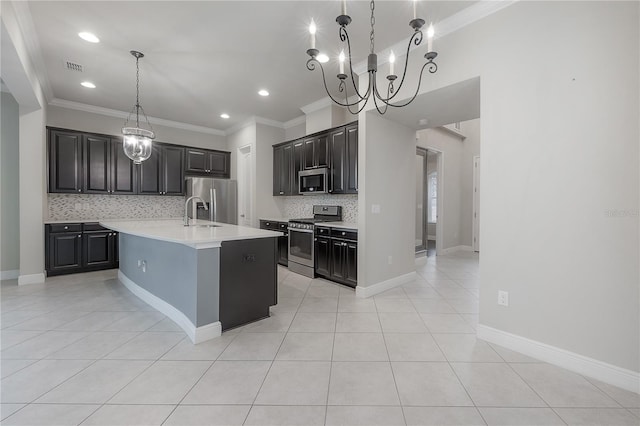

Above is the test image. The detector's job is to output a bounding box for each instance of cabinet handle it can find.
[279,191,284,195]
[64,226,68,230]
[78,189,81,192]
[342,232,346,235]
[78,235,81,238]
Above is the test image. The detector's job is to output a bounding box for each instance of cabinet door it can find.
[329,128,346,194]
[273,145,283,196]
[185,148,208,173]
[292,141,304,195]
[112,232,119,267]
[110,138,137,194]
[83,134,111,194]
[315,133,329,168]
[315,236,331,278]
[281,144,293,195]
[49,130,83,193]
[330,240,346,282]
[209,151,229,177]
[138,146,162,194]
[278,235,289,266]
[162,146,185,195]
[346,124,358,193]
[344,241,358,287]
[303,138,315,170]
[83,231,114,268]
[48,232,83,273]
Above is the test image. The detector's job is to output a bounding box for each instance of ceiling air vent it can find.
[65,61,83,72]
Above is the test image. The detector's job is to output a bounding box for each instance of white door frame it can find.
[237,144,254,227]
[424,146,445,256]
[472,155,480,252]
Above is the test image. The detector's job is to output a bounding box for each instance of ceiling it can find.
[25,1,476,132]
[382,76,480,130]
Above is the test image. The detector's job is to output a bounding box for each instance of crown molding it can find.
[283,115,306,129]
[10,1,54,102]
[49,98,226,136]
[300,97,334,114]
[353,0,519,75]
[224,117,259,136]
[254,116,285,129]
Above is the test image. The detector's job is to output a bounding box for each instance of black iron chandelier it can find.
[306,0,438,115]
[122,50,155,164]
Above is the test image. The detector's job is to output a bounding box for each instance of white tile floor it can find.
[1,252,638,425]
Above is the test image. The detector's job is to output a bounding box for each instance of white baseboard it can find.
[18,273,45,285]
[118,271,221,344]
[438,245,473,255]
[477,324,640,394]
[1,270,19,280]
[356,271,417,298]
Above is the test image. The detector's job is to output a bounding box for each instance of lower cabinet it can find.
[314,227,357,287]
[259,220,289,267]
[46,223,119,276]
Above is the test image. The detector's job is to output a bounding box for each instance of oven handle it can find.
[288,227,314,234]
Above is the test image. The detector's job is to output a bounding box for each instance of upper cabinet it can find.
[48,127,230,196]
[138,144,185,195]
[272,122,357,197]
[185,148,230,178]
[49,129,83,193]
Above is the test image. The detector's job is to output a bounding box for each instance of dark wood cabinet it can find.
[345,123,358,193]
[110,138,137,194]
[49,129,83,193]
[273,144,293,196]
[138,145,184,195]
[272,122,357,197]
[185,148,230,178]
[47,232,83,274]
[329,128,346,194]
[259,220,289,267]
[83,134,111,193]
[46,223,119,276]
[314,227,357,287]
[315,236,331,277]
[304,133,329,170]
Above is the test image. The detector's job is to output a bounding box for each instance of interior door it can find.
[415,148,427,253]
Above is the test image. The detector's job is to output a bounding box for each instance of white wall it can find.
[1,91,20,275]
[47,105,227,151]
[255,123,285,223]
[358,112,417,288]
[284,122,305,141]
[305,104,350,135]
[361,1,639,373]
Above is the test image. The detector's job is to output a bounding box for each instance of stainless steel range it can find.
[288,205,342,278]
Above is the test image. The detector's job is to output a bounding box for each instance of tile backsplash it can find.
[48,194,183,221]
[282,194,358,223]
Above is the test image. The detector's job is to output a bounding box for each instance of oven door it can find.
[288,227,315,267]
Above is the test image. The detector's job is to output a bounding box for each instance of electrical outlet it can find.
[371,204,381,214]
[141,261,147,273]
[498,290,509,306]
[137,260,142,267]
[388,256,393,265]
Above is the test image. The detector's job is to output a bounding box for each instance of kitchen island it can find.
[100,219,282,343]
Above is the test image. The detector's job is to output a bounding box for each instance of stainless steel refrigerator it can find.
[185,177,238,225]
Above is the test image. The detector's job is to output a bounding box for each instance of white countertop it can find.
[99,218,282,249]
[259,217,290,223]
[321,221,358,231]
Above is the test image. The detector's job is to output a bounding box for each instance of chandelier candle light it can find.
[122,50,155,164]
[306,0,438,114]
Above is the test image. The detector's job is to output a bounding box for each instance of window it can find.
[428,171,437,223]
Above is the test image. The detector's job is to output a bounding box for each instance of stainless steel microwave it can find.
[299,168,328,195]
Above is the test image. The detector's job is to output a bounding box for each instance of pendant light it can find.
[122,50,154,164]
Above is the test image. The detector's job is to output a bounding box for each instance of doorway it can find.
[237,145,253,227]
[416,148,440,257]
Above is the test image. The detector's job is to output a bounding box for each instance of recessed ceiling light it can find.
[317,53,329,63]
[81,81,96,88]
[258,89,269,97]
[220,113,230,119]
[78,32,100,43]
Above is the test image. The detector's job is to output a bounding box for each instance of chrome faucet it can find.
[184,196,208,226]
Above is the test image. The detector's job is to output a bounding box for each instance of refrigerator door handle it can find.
[212,188,217,223]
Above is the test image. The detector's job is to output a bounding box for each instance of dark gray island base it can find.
[103,219,280,343]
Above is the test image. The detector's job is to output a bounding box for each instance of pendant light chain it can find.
[135,55,140,128]
[369,0,375,54]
